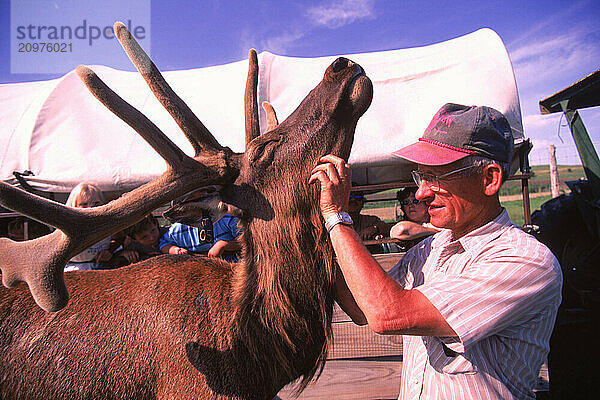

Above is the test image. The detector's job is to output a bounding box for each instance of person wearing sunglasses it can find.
[390,187,439,245]
[310,103,561,399]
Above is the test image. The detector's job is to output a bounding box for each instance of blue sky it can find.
[1,0,599,166]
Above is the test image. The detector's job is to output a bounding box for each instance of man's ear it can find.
[483,163,503,196]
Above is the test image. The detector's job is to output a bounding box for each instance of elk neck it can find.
[227,172,337,388]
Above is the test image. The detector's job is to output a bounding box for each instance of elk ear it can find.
[262,101,279,133]
[246,131,282,165]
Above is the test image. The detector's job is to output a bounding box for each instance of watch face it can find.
[339,212,353,225]
[338,211,353,225]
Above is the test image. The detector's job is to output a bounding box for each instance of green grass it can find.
[502,195,553,227]
[500,164,584,196]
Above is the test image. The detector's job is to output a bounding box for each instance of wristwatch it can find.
[325,212,353,232]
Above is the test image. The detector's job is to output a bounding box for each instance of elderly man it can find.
[310,103,562,399]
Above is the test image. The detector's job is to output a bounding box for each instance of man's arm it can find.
[310,155,457,337]
[330,222,455,336]
[334,264,367,325]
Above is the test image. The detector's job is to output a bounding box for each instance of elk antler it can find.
[0,23,243,312]
[245,49,260,149]
[113,22,223,156]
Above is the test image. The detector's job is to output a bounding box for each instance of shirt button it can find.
[412,378,420,385]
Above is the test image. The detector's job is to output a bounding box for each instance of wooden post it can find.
[549,144,560,198]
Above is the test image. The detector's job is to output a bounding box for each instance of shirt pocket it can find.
[429,341,478,375]
[440,353,478,375]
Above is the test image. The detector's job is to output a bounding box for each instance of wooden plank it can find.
[330,320,402,359]
[328,253,404,359]
[331,303,402,359]
[277,357,402,400]
[277,360,549,399]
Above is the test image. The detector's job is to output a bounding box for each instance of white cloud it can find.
[522,113,565,149]
[523,111,600,166]
[509,27,600,91]
[260,30,306,54]
[306,0,375,29]
[507,0,599,99]
[523,113,560,129]
[245,0,376,54]
[238,27,306,56]
[508,13,600,166]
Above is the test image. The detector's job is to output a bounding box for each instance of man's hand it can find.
[309,154,352,220]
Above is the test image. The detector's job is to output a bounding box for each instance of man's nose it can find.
[415,181,434,201]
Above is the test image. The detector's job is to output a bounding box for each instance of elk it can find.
[0,22,373,399]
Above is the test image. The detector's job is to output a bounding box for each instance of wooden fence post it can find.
[549,145,560,198]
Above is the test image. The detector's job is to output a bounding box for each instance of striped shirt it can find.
[389,209,561,400]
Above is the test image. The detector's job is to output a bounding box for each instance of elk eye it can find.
[331,57,349,73]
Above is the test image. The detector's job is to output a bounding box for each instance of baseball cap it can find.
[392,103,514,166]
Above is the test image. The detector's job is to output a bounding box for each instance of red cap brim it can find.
[392,141,470,166]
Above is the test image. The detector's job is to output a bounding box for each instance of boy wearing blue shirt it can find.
[159,214,241,262]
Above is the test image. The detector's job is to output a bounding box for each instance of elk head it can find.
[0,22,373,312]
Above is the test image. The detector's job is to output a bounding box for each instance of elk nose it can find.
[331,57,350,73]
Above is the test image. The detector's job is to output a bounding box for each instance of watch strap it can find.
[325,212,353,232]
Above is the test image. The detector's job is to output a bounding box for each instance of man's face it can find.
[133,224,160,248]
[414,161,487,239]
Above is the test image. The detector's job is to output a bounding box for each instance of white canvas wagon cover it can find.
[0,28,524,193]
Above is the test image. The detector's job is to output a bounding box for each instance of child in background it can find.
[159,187,242,262]
[159,214,241,262]
[117,215,164,264]
[390,187,439,245]
[64,182,115,271]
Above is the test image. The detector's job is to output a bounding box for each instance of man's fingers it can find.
[319,154,344,165]
[309,170,326,185]
[319,155,350,183]
[310,162,341,185]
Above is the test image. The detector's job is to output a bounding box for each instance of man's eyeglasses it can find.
[401,199,421,206]
[411,165,477,192]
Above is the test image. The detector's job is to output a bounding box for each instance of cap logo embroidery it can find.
[425,108,456,135]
